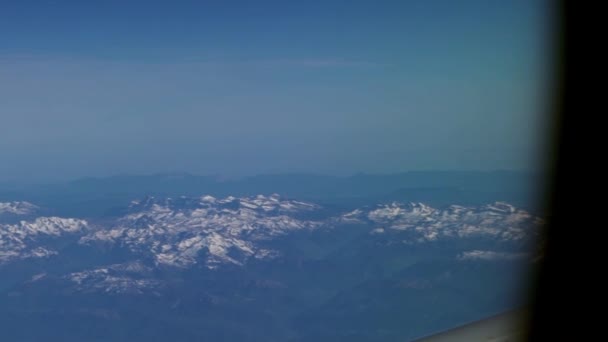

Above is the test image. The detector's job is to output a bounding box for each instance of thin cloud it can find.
[266,58,383,68]
[171,57,384,68]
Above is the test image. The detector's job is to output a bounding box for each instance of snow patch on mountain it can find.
[2,195,542,272]
[67,261,160,295]
[80,195,321,269]
[339,202,540,242]
[458,250,530,261]
[0,217,89,264]
[0,201,38,216]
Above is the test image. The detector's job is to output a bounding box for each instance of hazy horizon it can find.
[1,0,553,181]
[0,168,540,185]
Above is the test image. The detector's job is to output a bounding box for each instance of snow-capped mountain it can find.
[66,261,162,295]
[0,217,88,264]
[79,194,321,268]
[0,201,39,217]
[339,201,542,242]
[1,196,542,269]
[0,194,543,342]
[0,195,543,297]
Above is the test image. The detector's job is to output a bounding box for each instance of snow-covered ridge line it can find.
[0,201,38,216]
[127,193,319,214]
[81,194,321,269]
[337,201,542,242]
[66,261,161,295]
[1,195,543,270]
[0,217,89,264]
[1,195,544,296]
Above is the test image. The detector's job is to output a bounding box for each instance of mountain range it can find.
[0,187,543,341]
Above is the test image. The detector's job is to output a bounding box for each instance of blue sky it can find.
[0,0,553,181]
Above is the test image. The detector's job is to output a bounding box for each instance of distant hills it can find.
[0,171,543,218]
